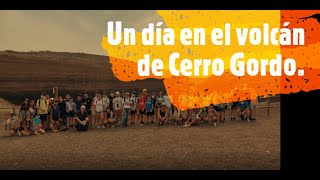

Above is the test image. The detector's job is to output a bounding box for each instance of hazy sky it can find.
[0,10,163,55]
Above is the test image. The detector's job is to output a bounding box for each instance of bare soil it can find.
[0,107,280,170]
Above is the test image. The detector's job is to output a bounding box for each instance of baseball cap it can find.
[143,89,147,92]
[115,91,120,95]
[132,91,135,94]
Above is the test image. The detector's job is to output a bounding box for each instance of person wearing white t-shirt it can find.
[122,92,132,127]
[163,93,172,119]
[113,91,123,125]
[93,93,105,129]
[102,91,110,112]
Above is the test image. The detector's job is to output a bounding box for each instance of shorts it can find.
[18,127,24,132]
[213,106,220,112]
[146,111,154,116]
[232,102,239,109]
[52,116,59,121]
[246,100,251,108]
[130,110,137,114]
[139,109,146,114]
[66,112,75,117]
[39,114,47,122]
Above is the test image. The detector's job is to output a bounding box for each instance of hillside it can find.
[0,50,165,104]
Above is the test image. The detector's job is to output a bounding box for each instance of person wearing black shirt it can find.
[75,105,89,131]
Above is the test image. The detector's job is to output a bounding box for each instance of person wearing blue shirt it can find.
[146,95,154,124]
[237,100,251,121]
[74,94,83,112]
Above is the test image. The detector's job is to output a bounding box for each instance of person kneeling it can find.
[75,105,89,131]
[237,100,251,121]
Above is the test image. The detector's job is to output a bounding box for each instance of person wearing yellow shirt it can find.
[36,93,48,129]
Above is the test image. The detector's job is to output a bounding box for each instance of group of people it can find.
[5,88,257,136]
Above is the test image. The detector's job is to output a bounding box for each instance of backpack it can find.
[37,98,48,107]
[66,101,74,113]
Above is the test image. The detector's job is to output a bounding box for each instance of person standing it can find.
[138,89,147,126]
[163,93,172,120]
[122,92,131,127]
[36,93,48,130]
[113,91,123,126]
[82,93,92,127]
[19,99,29,119]
[102,91,110,115]
[93,93,105,129]
[130,91,138,125]
[74,94,83,112]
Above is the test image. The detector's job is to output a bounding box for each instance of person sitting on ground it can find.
[180,109,189,123]
[207,105,219,126]
[237,100,251,121]
[183,108,202,127]
[171,106,181,125]
[32,114,46,135]
[218,103,227,123]
[18,114,32,136]
[6,113,19,136]
[158,103,167,126]
[199,107,208,125]
[104,106,115,128]
[75,105,89,131]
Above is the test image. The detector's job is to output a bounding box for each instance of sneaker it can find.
[18,131,22,136]
[183,124,188,127]
[97,126,100,129]
[139,124,143,127]
[247,119,251,122]
[102,125,105,129]
[249,117,256,121]
[213,122,217,126]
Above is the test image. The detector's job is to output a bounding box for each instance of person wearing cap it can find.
[102,91,110,113]
[92,91,99,104]
[130,91,138,125]
[122,92,132,127]
[158,103,167,126]
[19,98,29,119]
[112,91,123,126]
[6,113,19,136]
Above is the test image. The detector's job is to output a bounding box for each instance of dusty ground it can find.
[0,107,280,170]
